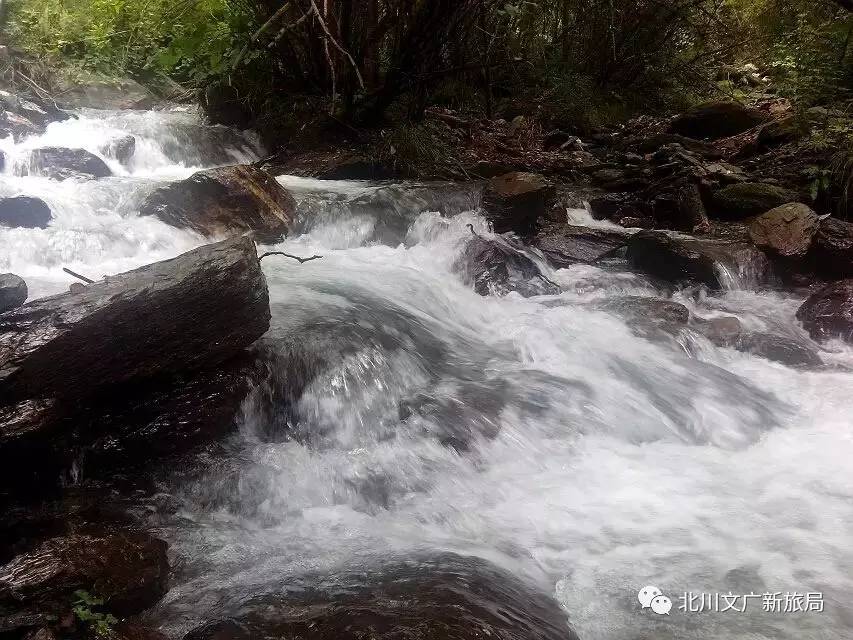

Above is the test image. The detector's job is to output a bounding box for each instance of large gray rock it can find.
[534,225,632,267]
[139,165,296,241]
[748,203,819,258]
[0,275,27,313]
[0,528,168,618]
[29,147,112,181]
[455,234,559,297]
[669,101,767,140]
[796,280,853,344]
[482,172,554,236]
[0,196,52,229]
[0,236,269,406]
[626,230,771,289]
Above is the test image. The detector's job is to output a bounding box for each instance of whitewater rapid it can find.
[2,109,853,640]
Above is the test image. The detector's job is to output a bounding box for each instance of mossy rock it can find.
[669,101,767,140]
[757,116,806,147]
[712,182,799,219]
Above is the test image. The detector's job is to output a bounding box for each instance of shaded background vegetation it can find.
[2,0,851,131]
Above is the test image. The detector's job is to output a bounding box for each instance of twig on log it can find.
[63,267,95,284]
[259,252,323,263]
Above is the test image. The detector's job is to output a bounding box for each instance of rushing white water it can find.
[4,109,853,640]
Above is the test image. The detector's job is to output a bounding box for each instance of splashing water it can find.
[3,108,853,640]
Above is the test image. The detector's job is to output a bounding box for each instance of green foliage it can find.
[5,0,252,84]
[72,590,118,639]
[727,0,853,105]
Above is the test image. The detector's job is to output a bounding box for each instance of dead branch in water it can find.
[258,252,323,263]
[63,267,95,284]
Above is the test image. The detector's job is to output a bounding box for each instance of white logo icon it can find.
[638,586,672,615]
[651,594,673,615]
[638,585,662,608]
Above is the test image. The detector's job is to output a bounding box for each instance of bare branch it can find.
[258,252,324,263]
[308,0,366,90]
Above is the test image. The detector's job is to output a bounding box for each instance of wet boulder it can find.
[0,236,269,406]
[737,332,822,367]
[0,196,52,229]
[669,101,767,140]
[712,182,798,219]
[586,192,646,222]
[455,234,560,297]
[534,225,631,267]
[0,237,270,492]
[0,274,27,313]
[139,165,296,241]
[674,182,711,233]
[695,315,744,347]
[0,529,168,618]
[99,135,136,166]
[796,280,853,343]
[748,203,819,258]
[626,230,771,289]
[482,172,555,236]
[182,554,578,640]
[29,147,112,181]
[811,216,853,278]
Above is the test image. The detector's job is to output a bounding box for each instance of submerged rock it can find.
[29,147,112,181]
[669,101,767,140]
[99,135,136,166]
[455,234,560,297]
[139,165,296,241]
[626,230,771,289]
[0,528,168,618]
[797,280,853,343]
[482,172,554,235]
[0,274,27,313]
[737,332,822,367]
[0,196,52,229]
[712,182,797,219]
[748,202,819,258]
[182,554,578,640]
